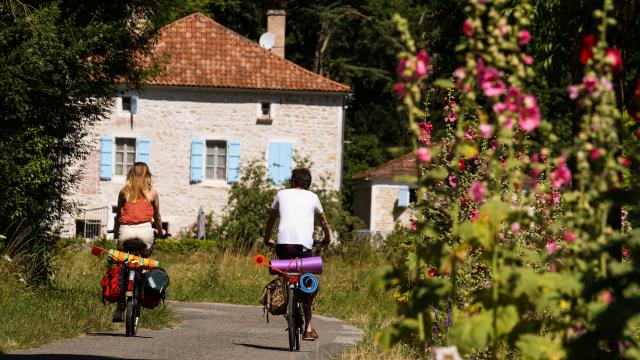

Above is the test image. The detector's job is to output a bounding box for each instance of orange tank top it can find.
[120,198,154,225]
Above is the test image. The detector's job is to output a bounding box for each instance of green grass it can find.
[0,249,178,354]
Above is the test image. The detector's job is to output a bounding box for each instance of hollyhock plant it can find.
[518,30,531,45]
[480,66,506,97]
[480,123,493,138]
[415,50,430,78]
[580,34,596,64]
[448,175,457,188]
[417,147,431,163]
[469,181,486,203]
[589,148,602,160]
[551,160,572,189]
[546,240,558,254]
[568,85,580,100]
[469,209,479,222]
[564,230,576,243]
[583,75,598,93]
[604,48,622,73]
[518,94,541,132]
[463,20,474,37]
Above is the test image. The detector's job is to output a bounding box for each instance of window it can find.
[261,102,271,117]
[75,219,101,239]
[121,96,132,112]
[205,140,227,180]
[115,138,136,176]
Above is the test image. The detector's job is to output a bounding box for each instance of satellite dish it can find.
[259,32,276,50]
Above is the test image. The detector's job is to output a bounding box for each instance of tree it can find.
[0,0,179,282]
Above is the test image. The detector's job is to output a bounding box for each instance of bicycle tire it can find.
[295,300,303,350]
[287,287,296,351]
[125,298,135,337]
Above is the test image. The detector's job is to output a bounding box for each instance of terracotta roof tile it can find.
[148,13,350,93]
[352,153,418,181]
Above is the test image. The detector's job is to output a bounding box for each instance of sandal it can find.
[303,329,318,341]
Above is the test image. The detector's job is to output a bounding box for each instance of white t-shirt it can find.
[272,188,323,250]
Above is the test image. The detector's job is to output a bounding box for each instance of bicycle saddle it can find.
[122,239,147,252]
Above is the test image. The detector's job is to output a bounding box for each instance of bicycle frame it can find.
[282,272,304,351]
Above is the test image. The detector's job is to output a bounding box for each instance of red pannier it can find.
[100,264,126,303]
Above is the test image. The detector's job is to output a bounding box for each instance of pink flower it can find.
[463,20,474,37]
[551,160,572,189]
[620,157,631,168]
[409,219,417,231]
[622,247,631,258]
[523,54,534,65]
[567,85,580,100]
[469,181,486,203]
[448,175,457,188]
[418,121,433,135]
[415,50,430,78]
[505,87,521,112]
[604,48,623,73]
[564,230,576,243]
[511,222,521,234]
[583,75,598,93]
[469,209,480,222]
[589,148,602,160]
[480,67,506,97]
[518,30,532,45]
[601,290,613,304]
[416,147,431,163]
[499,25,508,36]
[454,67,466,81]
[518,94,541,132]
[600,77,613,91]
[546,240,558,254]
[552,191,561,206]
[394,82,406,97]
[447,111,458,123]
[465,125,476,140]
[480,123,494,138]
[418,137,430,145]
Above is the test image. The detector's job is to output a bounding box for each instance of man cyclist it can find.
[263,168,331,341]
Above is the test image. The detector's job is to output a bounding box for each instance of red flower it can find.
[620,157,631,167]
[428,266,438,277]
[589,148,602,160]
[622,246,631,258]
[604,48,623,73]
[634,129,640,138]
[580,35,596,64]
[459,159,466,171]
[463,20,474,37]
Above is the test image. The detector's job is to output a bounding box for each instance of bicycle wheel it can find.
[125,298,137,337]
[287,287,296,351]
[295,299,303,350]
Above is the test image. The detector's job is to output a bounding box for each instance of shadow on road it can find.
[86,332,152,339]
[235,342,292,352]
[0,355,130,360]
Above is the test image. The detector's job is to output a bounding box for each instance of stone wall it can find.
[67,86,345,236]
[370,184,414,235]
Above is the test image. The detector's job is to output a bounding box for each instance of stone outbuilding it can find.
[351,153,418,243]
[66,12,350,238]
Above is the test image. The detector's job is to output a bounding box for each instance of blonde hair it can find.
[123,162,153,203]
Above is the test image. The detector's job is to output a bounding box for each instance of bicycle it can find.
[103,230,169,337]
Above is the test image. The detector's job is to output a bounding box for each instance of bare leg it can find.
[304,303,312,333]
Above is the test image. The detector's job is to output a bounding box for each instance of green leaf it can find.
[516,334,566,360]
[433,78,455,89]
[495,305,519,337]
[448,309,493,354]
[426,166,448,180]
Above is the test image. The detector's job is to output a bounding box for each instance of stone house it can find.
[351,153,418,242]
[66,12,350,238]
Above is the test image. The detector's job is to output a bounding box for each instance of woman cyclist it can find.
[112,162,163,322]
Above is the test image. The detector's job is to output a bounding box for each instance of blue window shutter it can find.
[136,137,150,165]
[130,96,138,114]
[279,143,292,184]
[268,142,292,185]
[398,185,410,207]
[99,136,114,180]
[227,140,240,184]
[190,139,204,183]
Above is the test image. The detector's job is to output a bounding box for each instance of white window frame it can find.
[205,140,228,181]
[114,137,137,178]
[256,100,278,121]
[199,135,232,188]
[108,133,141,183]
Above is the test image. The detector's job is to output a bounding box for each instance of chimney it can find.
[267,10,286,58]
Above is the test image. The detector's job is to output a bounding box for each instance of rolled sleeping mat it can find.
[108,249,160,268]
[299,273,319,294]
[269,256,323,275]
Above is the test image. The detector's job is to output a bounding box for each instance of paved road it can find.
[5,302,363,360]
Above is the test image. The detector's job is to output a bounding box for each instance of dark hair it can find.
[290,168,312,190]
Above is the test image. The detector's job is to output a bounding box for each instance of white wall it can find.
[68,86,345,236]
